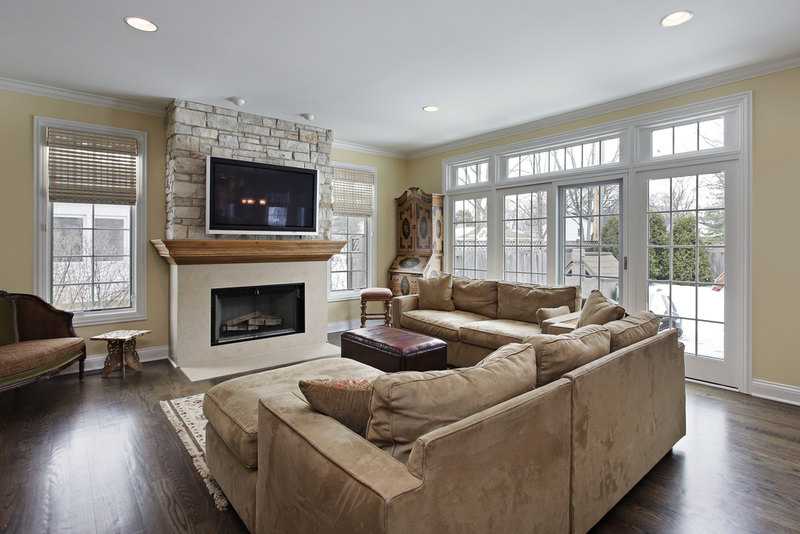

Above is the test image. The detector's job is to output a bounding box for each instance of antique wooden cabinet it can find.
[388,188,445,295]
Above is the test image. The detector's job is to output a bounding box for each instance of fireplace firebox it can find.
[211,284,305,346]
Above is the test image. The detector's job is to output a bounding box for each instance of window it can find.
[449,160,490,188]
[35,117,147,326]
[328,164,376,300]
[560,181,622,300]
[451,196,489,279]
[502,188,547,283]
[504,136,621,179]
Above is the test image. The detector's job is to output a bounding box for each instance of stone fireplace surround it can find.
[157,101,342,380]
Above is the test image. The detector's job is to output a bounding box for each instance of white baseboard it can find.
[63,345,170,375]
[750,379,800,407]
[327,319,360,333]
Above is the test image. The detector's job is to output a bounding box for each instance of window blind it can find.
[332,167,374,218]
[46,127,139,205]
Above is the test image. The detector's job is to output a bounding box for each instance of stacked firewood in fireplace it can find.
[221,311,283,332]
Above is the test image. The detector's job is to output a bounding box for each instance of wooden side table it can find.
[91,329,151,379]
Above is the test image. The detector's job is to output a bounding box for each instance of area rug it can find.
[160,393,229,510]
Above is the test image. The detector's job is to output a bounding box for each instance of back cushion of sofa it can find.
[366,342,536,463]
[605,312,660,351]
[525,325,611,387]
[452,277,498,318]
[416,274,455,311]
[0,297,16,347]
[497,283,581,323]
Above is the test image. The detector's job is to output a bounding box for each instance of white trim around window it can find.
[327,161,378,302]
[34,116,147,327]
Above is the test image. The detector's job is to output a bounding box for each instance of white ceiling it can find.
[2,0,799,156]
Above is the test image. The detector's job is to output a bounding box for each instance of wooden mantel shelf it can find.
[150,239,346,265]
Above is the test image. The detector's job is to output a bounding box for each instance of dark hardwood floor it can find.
[1,345,799,533]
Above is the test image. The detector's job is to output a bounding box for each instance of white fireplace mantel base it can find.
[178,342,338,382]
[168,259,337,381]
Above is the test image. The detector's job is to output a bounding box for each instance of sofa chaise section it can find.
[257,378,572,533]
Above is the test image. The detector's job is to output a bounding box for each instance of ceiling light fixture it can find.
[227,96,246,106]
[422,105,439,112]
[124,16,158,32]
[300,113,316,121]
[660,10,693,27]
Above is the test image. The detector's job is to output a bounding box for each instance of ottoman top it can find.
[342,326,446,356]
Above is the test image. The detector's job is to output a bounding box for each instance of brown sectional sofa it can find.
[204,295,685,533]
[392,274,584,367]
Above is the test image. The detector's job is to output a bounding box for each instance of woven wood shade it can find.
[47,127,139,205]
[332,167,374,217]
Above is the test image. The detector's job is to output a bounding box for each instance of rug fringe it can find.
[160,399,229,511]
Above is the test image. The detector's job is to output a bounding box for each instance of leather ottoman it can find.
[341,326,447,372]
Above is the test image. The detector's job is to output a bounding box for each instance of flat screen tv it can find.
[205,156,319,235]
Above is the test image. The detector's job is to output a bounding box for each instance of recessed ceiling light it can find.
[660,10,693,27]
[227,96,246,106]
[125,16,158,32]
[422,105,439,112]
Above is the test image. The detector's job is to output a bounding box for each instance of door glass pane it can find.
[560,181,621,300]
[647,173,726,359]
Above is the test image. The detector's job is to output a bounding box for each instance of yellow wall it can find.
[3,67,798,388]
[0,89,169,356]
[327,148,408,324]
[408,67,800,388]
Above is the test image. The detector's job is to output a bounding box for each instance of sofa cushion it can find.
[536,306,571,333]
[576,290,626,328]
[0,337,84,379]
[299,377,376,435]
[204,358,382,469]
[605,312,660,351]
[452,277,498,318]
[401,309,489,341]
[416,274,455,311]
[366,342,537,463]
[459,319,543,349]
[497,283,581,323]
[524,325,611,387]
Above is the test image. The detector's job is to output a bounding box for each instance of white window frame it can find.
[442,93,751,390]
[34,116,147,327]
[327,162,377,302]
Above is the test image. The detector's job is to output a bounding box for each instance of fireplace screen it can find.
[211,283,305,346]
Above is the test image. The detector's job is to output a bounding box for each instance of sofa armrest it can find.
[391,294,418,328]
[257,394,422,533]
[542,310,581,334]
[564,329,685,534]
[258,379,573,533]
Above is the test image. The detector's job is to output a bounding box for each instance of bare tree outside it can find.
[51,203,131,312]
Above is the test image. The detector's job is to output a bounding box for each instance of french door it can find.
[632,161,745,388]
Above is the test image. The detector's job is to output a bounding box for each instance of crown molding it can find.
[0,77,166,117]
[408,55,800,160]
[332,139,407,160]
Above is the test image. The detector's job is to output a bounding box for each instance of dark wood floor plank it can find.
[2,343,799,534]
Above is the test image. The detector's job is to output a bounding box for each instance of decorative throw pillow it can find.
[417,274,455,311]
[524,325,611,387]
[535,306,571,334]
[365,343,536,463]
[576,290,626,328]
[298,377,375,435]
[605,311,660,351]
[452,277,498,318]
